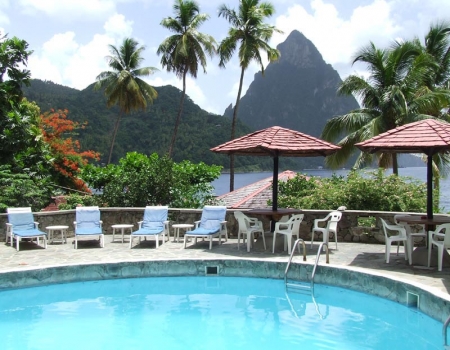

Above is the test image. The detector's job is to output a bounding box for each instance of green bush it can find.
[81,152,222,208]
[0,165,53,212]
[57,194,100,210]
[277,168,431,212]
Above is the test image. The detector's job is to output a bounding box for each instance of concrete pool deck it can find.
[0,235,449,299]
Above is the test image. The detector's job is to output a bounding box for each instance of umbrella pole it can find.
[271,156,279,232]
[427,154,433,220]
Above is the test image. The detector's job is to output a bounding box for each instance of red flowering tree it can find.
[40,109,100,192]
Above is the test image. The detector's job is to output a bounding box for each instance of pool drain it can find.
[205,266,219,276]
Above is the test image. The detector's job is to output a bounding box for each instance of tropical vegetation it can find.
[277,169,430,213]
[218,0,282,191]
[322,22,450,176]
[80,152,221,209]
[94,38,158,164]
[158,0,216,158]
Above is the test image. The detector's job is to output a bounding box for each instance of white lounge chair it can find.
[183,206,227,250]
[73,206,104,249]
[6,207,47,251]
[130,206,169,248]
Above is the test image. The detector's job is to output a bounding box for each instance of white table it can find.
[46,225,68,244]
[111,224,134,243]
[172,224,194,243]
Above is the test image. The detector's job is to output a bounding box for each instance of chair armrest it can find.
[194,220,201,229]
[137,220,143,229]
[73,221,77,229]
[34,222,40,229]
[384,222,406,234]
[313,217,328,228]
[275,221,290,231]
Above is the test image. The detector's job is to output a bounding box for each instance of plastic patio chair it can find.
[310,211,342,250]
[427,223,450,271]
[73,206,104,249]
[183,206,227,250]
[130,206,169,249]
[234,211,266,252]
[272,214,304,254]
[379,218,408,263]
[6,207,47,251]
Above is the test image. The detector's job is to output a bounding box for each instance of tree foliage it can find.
[158,0,216,157]
[277,169,431,212]
[40,109,100,192]
[81,152,222,208]
[94,38,159,164]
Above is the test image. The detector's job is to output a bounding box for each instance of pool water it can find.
[0,276,441,349]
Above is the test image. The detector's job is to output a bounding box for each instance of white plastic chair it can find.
[379,218,408,263]
[272,214,304,254]
[427,223,450,271]
[6,207,47,251]
[73,206,104,249]
[311,211,342,250]
[394,214,426,265]
[130,206,169,249]
[234,211,266,252]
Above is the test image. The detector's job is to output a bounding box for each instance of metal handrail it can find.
[443,314,450,348]
[284,239,307,285]
[311,242,329,282]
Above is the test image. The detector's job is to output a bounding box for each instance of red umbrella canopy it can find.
[210,126,340,156]
[355,119,450,155]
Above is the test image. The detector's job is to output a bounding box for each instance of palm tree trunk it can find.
[229,67,246,192]
[107,112,122,164]
[168,70,187,158]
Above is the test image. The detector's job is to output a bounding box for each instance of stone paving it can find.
[0,233,449,299]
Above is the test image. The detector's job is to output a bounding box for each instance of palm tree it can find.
[95,38,158,164]
[157,0,216,158]
[218,0,282,191]
[321,39,446,175]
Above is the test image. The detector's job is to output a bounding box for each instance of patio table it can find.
[396,215,450,268]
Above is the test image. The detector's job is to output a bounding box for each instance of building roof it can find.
[216,170,297,209]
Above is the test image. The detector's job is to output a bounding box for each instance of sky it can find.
[1,0,449,115]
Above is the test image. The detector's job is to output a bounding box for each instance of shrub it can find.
[277,168,431,212]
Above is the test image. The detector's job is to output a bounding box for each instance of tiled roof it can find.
[356,119,450,154]
[216,170,297,209]
[211,126,340,157]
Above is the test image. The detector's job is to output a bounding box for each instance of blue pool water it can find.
[0,276,441,349]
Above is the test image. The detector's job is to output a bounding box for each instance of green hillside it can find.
[23,79,285,170]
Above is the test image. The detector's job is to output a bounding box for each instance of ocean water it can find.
[211,167,450,213]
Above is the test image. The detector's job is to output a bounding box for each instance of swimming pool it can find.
[0,276,441,349]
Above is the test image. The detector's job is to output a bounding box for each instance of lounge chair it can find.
[183,206,227,250]
[129,206,169,248]
[73,206,104,249]
[6,207,47,251]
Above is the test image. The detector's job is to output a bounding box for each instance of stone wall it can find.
[0,207,436,245]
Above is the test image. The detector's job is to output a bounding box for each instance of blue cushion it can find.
[186,227,219,236]
[132,228,164,236]
[13,228,46,237]
[75,227,102,235]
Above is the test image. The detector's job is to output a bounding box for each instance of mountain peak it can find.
[276,30,326,68]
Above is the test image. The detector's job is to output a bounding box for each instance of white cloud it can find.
[103,13,133,39]
[271,0,400,79]
[18,0,117,19]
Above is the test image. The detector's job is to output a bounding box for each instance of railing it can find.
[443,314,450,349]
[284,239,307,287]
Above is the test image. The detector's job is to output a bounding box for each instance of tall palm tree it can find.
[321,39,446,175]
[218,0,282,191]
[157,0,216,158]
[95,38,158,164]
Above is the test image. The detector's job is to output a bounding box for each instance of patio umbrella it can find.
[355,119,450,219]
[210,126,340,211]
